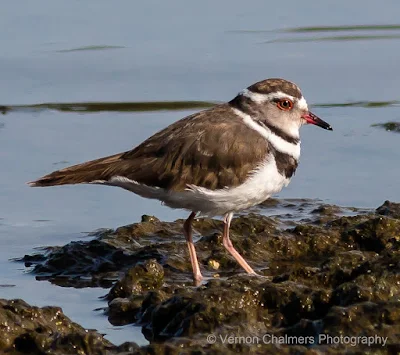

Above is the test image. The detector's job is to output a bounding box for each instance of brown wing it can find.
[29,104,268,191]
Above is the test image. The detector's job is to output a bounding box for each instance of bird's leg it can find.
[183,211,203,285]
[222,212,256,275]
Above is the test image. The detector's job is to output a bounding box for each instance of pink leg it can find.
[183,212,203,284]
[222,212,256,275]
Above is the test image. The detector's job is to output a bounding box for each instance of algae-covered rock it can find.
[342,216,400,252]
[15,200,400,353]
[376,200,400,219]
[0,298,127,354]
[107,259,164,300]
[372,121,400,133]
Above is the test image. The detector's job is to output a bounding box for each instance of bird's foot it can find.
[193,273,204,286]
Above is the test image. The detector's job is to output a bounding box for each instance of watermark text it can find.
[206,333,388,347]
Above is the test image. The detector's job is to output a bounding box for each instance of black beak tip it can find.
[327,125,333,131]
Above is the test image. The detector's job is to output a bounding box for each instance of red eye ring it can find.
[276,99,294,111]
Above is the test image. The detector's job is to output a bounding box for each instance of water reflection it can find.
[230,24,400,43]
[1,99,399,115]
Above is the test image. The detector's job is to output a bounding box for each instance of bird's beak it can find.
[302,111,332,131]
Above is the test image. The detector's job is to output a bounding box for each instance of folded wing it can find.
[29,104,268,191]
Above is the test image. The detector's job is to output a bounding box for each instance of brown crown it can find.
[247,78,302,99]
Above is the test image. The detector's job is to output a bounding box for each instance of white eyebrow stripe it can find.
[297,96,308,111]
[240,88,309,111]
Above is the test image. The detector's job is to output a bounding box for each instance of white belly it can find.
[100,155,291,217]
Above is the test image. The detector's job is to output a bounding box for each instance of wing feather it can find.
[29,104,269,190]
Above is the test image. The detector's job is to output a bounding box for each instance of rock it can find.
[14,199,400,353]
[372,121,400,133]
[376,200,400,219]
[342,217,400,252]
[0,298,132,354]
[107,259,164,300]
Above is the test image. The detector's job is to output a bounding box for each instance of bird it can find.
[29,78,332,284]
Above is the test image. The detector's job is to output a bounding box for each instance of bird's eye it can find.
[276,99,294,111]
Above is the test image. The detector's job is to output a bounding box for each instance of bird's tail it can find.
[28,153,123,187]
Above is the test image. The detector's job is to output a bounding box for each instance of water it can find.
[1,0,400,346]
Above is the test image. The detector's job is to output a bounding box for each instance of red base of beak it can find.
[302,111,332,130]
